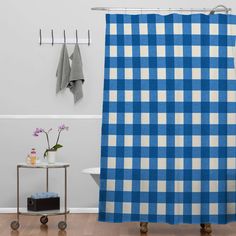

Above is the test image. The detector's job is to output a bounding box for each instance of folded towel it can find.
[68,43,85,103]
[31,192,58,199]
[56,44,71,93]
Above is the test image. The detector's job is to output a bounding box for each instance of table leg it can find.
[64,167,67,222]
[46,168,49,192]
[17,166,19,221]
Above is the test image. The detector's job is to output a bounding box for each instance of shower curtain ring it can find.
[210,5,230,15]
[63,30,66,44]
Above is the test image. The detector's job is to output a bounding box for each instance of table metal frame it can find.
[12,163,70,230]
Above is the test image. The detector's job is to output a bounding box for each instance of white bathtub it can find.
[82,167,100,186]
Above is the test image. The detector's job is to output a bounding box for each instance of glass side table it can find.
[10,162,70,231]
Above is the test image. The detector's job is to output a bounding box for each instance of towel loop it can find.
[51,29,54,46]
[63,30,66,44]
[88,30,90,46]
[39,29,42,46]
[76,29,78,44]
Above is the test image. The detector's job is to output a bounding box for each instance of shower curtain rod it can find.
[91,5,231,14]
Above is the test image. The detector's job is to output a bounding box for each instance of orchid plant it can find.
[33,124,69,157]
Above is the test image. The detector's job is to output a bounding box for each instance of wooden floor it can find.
[2,213,236,236]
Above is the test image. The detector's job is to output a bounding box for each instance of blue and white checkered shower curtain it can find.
[99,13,236,224]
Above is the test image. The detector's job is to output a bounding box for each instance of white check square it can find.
[123,202,132,213]
[158,135,167,147]
[110,46,117,57]
[156,46,166,57]
[156,23,165,34]
[108,157,116,168]
[192,46,201,57]
[141,158,149,169]
[140,23,148,34]
[110,68,117,80]
[140,46,149,57]
[175,136,184,147]
[124,158,132,169]
[124,23,132,34]
[158,91,166,102]
[124,46,132,57]
[125,68,133,79]
[157,68,166,80]
[192,23,201,34]
[174,46,183,57]
[140,203,148,214]
[192,158,201,170]
[124,135,133,146]
[157,203,166,215]
[157,180,166,192]
[140,180,149,192]
[210,24,219,35]
[109,113,117,124]
[158,113,167,124]
[125,91,133,102]
[175,91,184,102]
[110,24,117,35]
[125,113,133,124]
[175,113,184,124]
[175,181,184,192]
[141,91,150,102]
[141,68,149,80]
[158,158,166,169]
[141,135,150,147]
[123,180,132,191]
[141,113,149,124]
[210,46,219,57]
[192,136,201,147]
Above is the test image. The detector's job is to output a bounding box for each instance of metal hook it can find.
[39,29,42,46]
[63,30,66,44]
[88,29,90,46]
[51,29,54,46]
[76,29,78,44]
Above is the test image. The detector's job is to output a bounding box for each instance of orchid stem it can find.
[44,131,50,149]
[56,130,62,145]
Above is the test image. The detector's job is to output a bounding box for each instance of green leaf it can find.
[44,150,49,158]
[52,144,63,151]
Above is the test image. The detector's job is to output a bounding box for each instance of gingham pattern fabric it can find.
[99,13,236,224]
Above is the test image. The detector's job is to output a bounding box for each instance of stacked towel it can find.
[31,192,58,199]
[56,43,84,103]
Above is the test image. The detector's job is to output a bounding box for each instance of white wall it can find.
[0,0,235,208]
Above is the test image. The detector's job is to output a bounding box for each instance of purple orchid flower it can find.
[58,124,69,131]
[33,128,44,137]
[33,125,68,158]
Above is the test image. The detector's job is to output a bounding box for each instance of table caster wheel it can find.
[40,216,48,225]
[200,224,212,234]
[200,223,205,229]
[140,222,148,233]
[58,221,67,230]
[10,221,20,230]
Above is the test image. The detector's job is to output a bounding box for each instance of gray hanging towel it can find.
[56,44,71,93]
[68,43,85,103]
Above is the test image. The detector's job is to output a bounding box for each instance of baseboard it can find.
[0,207,98,214]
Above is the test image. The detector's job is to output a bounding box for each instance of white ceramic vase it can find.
[47,151,57,164]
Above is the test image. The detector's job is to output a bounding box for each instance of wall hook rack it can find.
[39,29,91,46]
